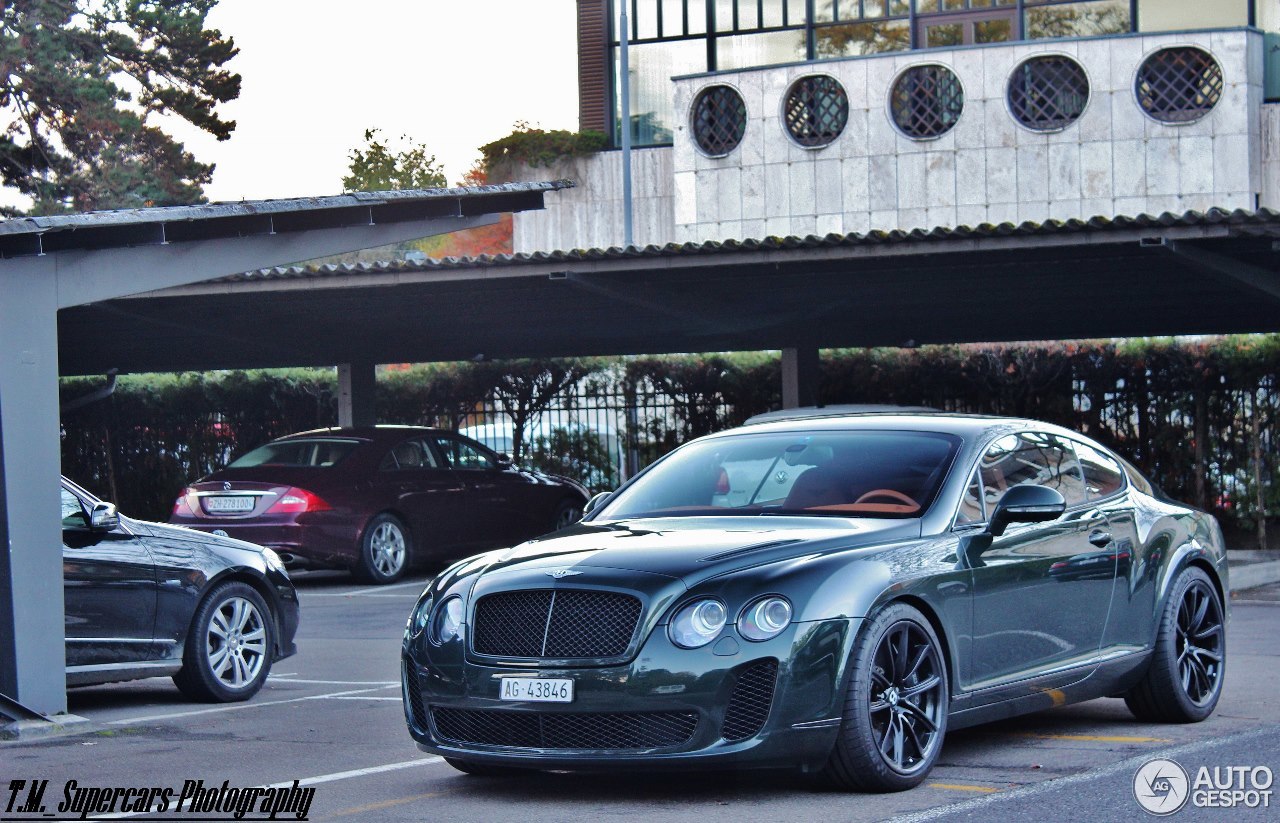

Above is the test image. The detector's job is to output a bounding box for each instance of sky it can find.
[169,0,581,202]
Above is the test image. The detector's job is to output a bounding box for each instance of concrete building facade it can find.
[516,2,1280,251]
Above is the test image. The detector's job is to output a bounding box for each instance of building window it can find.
[890,64,964,139]
[1007,55,1090,132]
[691,84,748,156]
[1024,0,1131,40]
[784,75,849,148]
[1135,46,1224,124]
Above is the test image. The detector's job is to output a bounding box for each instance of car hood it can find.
[473,516,921,587]
[127,516,271,558]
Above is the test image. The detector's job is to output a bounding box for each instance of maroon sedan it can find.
[169,426,589,584]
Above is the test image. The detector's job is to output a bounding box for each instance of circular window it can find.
[784,75,849,148]
[1008,55,1090,132]
[691,85,748,157]
[890,65,964,140]
[1135,46,1223,124]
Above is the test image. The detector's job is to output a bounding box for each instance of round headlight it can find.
[738,596,792,642]
[408,595,433,638]
[431,596,464,644]
[668,598,727,649]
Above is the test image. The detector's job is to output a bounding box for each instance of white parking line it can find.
[302,580,428,598]
[270,677,399,686]
[894,725,1276,822]
[95,757,445,819]
[106,686,398,725]
[328,696,403,701]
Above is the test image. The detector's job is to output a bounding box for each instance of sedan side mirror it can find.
[988,485,1065,537]
[90,501,119,531]
[584,491,611,515]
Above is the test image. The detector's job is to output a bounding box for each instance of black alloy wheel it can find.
[1125,566,1225,722]
[822,602,948,791]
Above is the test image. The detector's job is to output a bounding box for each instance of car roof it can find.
[275,425,448,445]
[713,411,1084,444]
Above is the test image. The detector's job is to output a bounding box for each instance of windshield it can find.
[228,438,361,468]
[597,430,961,520]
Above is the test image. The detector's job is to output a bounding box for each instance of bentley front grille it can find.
[471,589,642,658]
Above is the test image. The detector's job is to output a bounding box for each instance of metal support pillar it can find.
[781,346,819,410]
[337,362,378,429]
[0,258,68,715]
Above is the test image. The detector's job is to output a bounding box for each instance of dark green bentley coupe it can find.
[401,411,1227,791]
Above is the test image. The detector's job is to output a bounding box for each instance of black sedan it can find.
[63,477,298,702]
[170,426,590,584]
[401,412,1227,791]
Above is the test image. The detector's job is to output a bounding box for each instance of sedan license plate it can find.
[499,677,574,703]
[204,495,255,513]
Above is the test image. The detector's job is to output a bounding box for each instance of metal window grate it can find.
[784,76,849,148]
[1135,47,1223,124]
[691,85,748,156]
[1008,56,1090,132]
[890,65,964,139]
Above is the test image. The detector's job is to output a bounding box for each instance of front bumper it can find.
[402,617,857,772]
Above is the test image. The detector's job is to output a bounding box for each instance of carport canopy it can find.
[0,182,567,717]
[6,201,1280,718]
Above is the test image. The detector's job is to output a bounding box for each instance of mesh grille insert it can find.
[405,665,428,732]
[472,589,642,658]
[431,707,698,750]
[1135,47,1223,124]
[722,659,779,742]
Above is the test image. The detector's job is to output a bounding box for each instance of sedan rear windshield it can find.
[228,438,361,468]
[597,430,961,520]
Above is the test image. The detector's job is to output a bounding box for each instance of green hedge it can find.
[60,338,1279,546]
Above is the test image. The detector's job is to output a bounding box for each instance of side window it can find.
[61,488,89,529]
[955,469,985,525]
[433,436,495,471]
[379,438,437,471]
[1073,441,1126,500]
[979,431,1088,510]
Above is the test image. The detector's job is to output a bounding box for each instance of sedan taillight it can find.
[173,487,195,516]
[266,487,332,514]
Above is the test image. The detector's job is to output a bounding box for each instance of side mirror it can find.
[583,491,611,515]
[90,501,119,531]
[495,453,514,468]
[989,485,1065,537]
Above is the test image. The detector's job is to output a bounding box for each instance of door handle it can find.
[1088,530,1113,548]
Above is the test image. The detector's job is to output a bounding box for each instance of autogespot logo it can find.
[1134,758,1191,816]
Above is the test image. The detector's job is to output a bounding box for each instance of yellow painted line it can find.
[320,791,447,819]
[1014,732,1172,743]
[928,783,1002,794]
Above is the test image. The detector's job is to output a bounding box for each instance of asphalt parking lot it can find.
[3,573,1277,822]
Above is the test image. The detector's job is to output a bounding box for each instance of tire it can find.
[551,499,582,532]
[173,581,275,703]
[443,757,533,777]
[353,513,410,584]
[1124,566,1225,723]
[820,602,949,792]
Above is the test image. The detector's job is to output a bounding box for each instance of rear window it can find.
[228,438,361,468]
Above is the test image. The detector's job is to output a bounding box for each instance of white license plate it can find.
[204,496,255,513]
[499,677,574,703]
